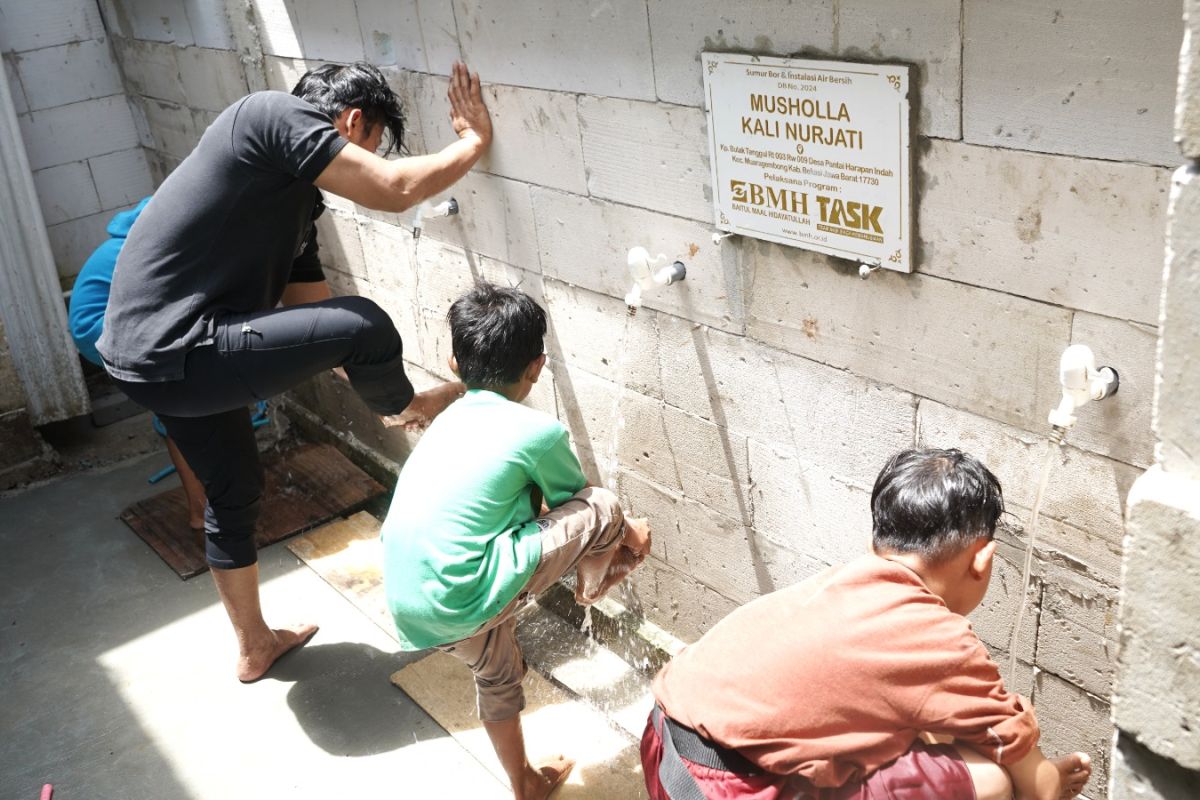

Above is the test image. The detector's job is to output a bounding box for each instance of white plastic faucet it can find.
[412,197,458,243]
[625,246,686,313]
[1047,344,1119,434]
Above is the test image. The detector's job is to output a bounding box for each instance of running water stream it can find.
[1006,439,1062,684]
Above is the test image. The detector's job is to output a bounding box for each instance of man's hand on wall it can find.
[448,61,493,148]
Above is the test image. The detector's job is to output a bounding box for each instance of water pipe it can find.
[625,246,687,315]
[412,197,459,244]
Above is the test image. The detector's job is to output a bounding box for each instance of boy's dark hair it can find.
[292,62,405,156]
[871,448,1004,562]
[448,282,547,388]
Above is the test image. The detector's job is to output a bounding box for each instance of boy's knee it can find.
[576,486,624,524]
[954,744,1013,800]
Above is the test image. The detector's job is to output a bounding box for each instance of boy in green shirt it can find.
[383,282,651,800]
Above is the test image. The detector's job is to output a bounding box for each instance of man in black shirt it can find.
[99,62,492,683]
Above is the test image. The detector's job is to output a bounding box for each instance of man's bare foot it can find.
[237,623,319,683]
[516,756,574,800]
[1054,752,1091,799]
[382,381,466,432]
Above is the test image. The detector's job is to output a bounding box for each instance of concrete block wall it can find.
[0,0,152,287]
[105,3,1181,795]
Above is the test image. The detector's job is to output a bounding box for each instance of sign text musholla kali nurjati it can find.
[703,53,912,272]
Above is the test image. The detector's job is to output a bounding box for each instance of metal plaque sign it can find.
[702,53,912,272]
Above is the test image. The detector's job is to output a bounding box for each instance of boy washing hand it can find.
[383,282,650,800]
[642,448,1091,800]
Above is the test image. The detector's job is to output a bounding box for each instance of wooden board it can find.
[286,511,395,637]
[121,443,385,579]
[391,652,648,799]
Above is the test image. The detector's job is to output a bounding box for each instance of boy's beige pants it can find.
[436,486,626,721]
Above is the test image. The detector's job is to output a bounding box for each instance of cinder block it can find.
[357,218,421,362]
[454,0,655,100]
[541,279,662,400]
[411,74,586,194]
[532,188,745,334]
[1029,514,1124,593]
[626,555,741,645]
[89,148,155,211]
[918,140,1170,326]
[18,95,141,170]
[1035,566,1119,698]
[1179,2,1200,159]
[263,55,308,93]
[315,208,368,280]
[1113,467,1200,771]
[177,47,250,112]
[14,39,124,111]
[47,207,124,280]
[252,0,305,59]
[105,0,195,46]
[412,0,460,74]
[1110,733,1200,800]
[139,98,200,161]
[579,96,710,223]
[656,314,916,488]
[646,0,836,107]
[747,241,1072,433]
[1160,167,1200,479]
[289,0,366,63]
[614,390,753,521]
[416,171,540,272]
[1067,313,1157,469]
[967,535,1040,666]
[837,0,961,139]
[353,0,430,71]
[963,0,1181,167]
[747,440,875,569]
[0,0,105,53]
[627,470,825,605]
[4,56,28,114]
[183,0,235,50]
[33,161,101,226]
[917,401,1139,564]
[1034,671,1112,799]
[116,39,187,105]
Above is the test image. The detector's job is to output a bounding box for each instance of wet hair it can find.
[448,282,547,388]
[870,448,1004,562]
[291,62,405,156]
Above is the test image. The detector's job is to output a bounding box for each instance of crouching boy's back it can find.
[642,448,1092,800]
[383,282,651,800]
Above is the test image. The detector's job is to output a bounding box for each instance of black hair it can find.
[448,282,547,388]
[870,448,1004,562]
[291,62,405,156]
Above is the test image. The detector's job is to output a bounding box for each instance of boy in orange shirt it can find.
[643,448,1092,799]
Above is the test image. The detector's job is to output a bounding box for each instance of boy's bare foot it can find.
[237,623,319,683]
[1054,752,1091,799]
[382,381,466,431]
[575,518,652,605]
[517,756,574,800]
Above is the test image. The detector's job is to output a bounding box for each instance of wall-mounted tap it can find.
[412,197,458,243]
[1047,344,1119,441]
[625,246,686,315]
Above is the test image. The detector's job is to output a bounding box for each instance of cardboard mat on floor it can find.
[122,443,385,579]
[288,512,648,799]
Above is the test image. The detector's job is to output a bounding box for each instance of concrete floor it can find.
[0,453,508,800]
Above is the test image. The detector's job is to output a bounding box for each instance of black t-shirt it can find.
[97,91,347,382]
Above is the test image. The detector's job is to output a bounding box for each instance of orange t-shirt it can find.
[653,554,1038,788]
